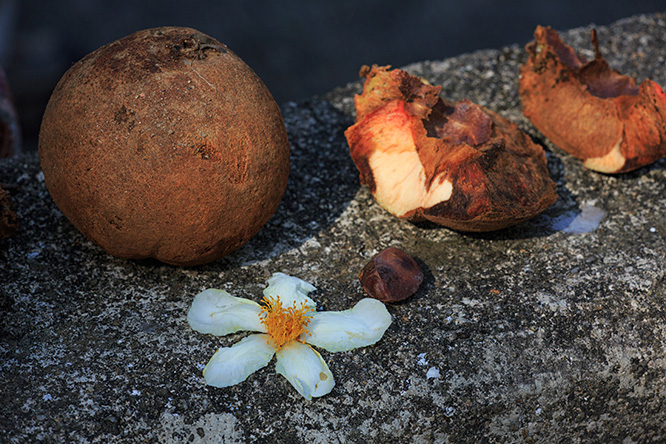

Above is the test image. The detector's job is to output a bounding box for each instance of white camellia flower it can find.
[187,272,392,400]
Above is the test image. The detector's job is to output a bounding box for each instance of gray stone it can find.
[1,13,666,443]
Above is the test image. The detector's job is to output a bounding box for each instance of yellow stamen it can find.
[259,296,313,349]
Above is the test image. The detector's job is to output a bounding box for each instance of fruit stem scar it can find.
[186,60,216,91]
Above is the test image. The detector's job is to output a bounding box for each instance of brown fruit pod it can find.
[345,65,557,232]
[359,247,423,303]
[519,26,666,173]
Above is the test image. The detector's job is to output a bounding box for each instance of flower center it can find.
[259,296,313,349]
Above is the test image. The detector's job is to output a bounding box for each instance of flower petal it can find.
[274,341,335,400]
[263,272,317,308]
[305,298,392,352]
[187,289,266,336]
[202,334,276,388]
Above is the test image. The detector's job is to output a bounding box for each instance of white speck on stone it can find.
[650,227,656,233]
[444,406,455,417]
[536,407,542,415]
[416,353,428,366]
[42,394,52,401]
[426,367,440,379]
[537,291,569,312]
[131,389,141,396]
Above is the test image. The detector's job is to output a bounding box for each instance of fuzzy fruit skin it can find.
[519,26,666,173]
[39,27,289,266]
[345,65,557,232]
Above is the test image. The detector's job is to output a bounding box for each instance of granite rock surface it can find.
[1,13,666,443]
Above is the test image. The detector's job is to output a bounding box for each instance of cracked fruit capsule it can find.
[519,26,666,173]
[345,65,557,232]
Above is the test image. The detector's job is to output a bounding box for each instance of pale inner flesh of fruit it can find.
[582,136,624,173]
[366,110,452,217]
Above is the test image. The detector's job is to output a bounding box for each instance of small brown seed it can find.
[359,247,423,302]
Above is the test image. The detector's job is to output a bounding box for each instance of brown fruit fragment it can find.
[0,186,18,240]
[38,27,289,266]
[519,26,666,173]
[359,247,423,303]
[345,65,557,231]
[0,65,21,158]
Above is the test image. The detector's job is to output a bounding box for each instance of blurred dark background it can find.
[1,0,664,152]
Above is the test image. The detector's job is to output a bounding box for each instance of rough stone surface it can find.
[1,13,666,443]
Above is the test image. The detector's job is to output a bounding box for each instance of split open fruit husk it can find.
[345,65,557,232]
[519,26,666,174]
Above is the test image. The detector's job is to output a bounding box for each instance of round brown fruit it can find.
[39,27,289,266]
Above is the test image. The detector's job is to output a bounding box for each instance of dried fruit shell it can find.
[519,26,666,173]
[345,65,557,232]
